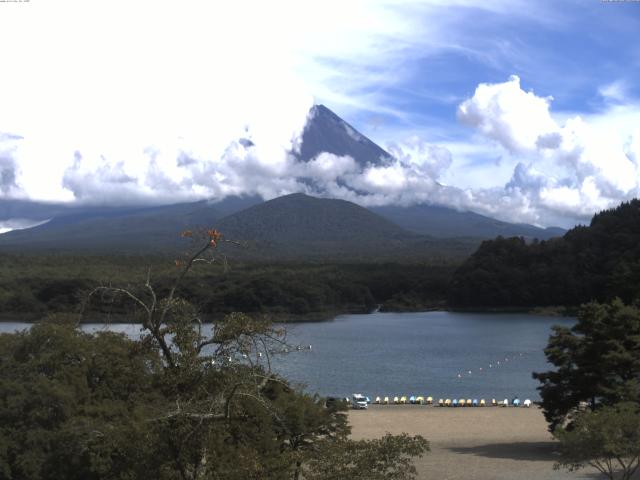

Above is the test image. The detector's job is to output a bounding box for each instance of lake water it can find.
[0,311,574,401]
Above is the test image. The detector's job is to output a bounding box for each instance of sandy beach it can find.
[348,405,612,480]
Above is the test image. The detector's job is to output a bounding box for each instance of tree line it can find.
[449,200,640,308]
[535,299,640,479]
[0,256,455,321]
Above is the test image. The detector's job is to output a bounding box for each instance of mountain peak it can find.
[296,104,392,166]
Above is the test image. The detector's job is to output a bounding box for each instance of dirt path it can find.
[348,405,609,480]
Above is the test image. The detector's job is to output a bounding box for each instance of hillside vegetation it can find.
[0,255,455,321]
[449,200,640,308]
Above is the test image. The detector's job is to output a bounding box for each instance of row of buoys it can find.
[257,345,312,355]
[372,396,532,407]
[223,345,313,363]
[456,351,539,379]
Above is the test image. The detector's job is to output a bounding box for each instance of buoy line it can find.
[454,348,539,380]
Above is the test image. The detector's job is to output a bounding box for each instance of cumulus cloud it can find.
[457,75,558,153]
[386,137,452,180]
[0,0,636,230]
[3,69,639,231]
[456,76,640,225]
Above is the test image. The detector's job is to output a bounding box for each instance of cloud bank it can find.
[1,2,638,228]
[456,75,640,224]
[2,75,640,228]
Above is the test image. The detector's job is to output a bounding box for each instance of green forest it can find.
[449,200,640,308]
[0,232,431,479]
[0,255,455,321]
[2,201,640,479]
[1,199,640,320]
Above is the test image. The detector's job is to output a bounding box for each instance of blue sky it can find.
[341,1,639,134]
[0,0,638,228]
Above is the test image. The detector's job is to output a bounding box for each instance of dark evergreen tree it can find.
[533,299,640,431]
[450,199,640,308]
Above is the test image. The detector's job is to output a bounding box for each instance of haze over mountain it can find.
[0,105,565,256]
[0,196,261,253]
[371,204,564,240]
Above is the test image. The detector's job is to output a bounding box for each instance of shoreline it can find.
[0,304,576,324]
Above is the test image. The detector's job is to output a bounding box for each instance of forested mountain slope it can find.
[449,199,640,307]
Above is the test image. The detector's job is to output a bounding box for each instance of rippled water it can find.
[0,311,574,401]
[272,311,574,401]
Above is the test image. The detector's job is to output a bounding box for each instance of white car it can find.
[352,393,368,409]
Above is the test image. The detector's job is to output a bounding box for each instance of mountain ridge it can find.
[0,105,565,256]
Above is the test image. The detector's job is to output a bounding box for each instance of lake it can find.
[0,311,574,401]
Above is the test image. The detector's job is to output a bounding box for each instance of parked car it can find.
[352,393,368,409]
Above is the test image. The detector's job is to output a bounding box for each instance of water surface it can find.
[1,311,573,400]
[274,311,573,400]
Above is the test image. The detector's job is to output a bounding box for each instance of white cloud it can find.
[386,137,452,180]
[0,0,557,205]
[0,132,22,197]
[0,2,636,230]
[599,80,628,103]
[457,75,558,153]
[456,76,640,225]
